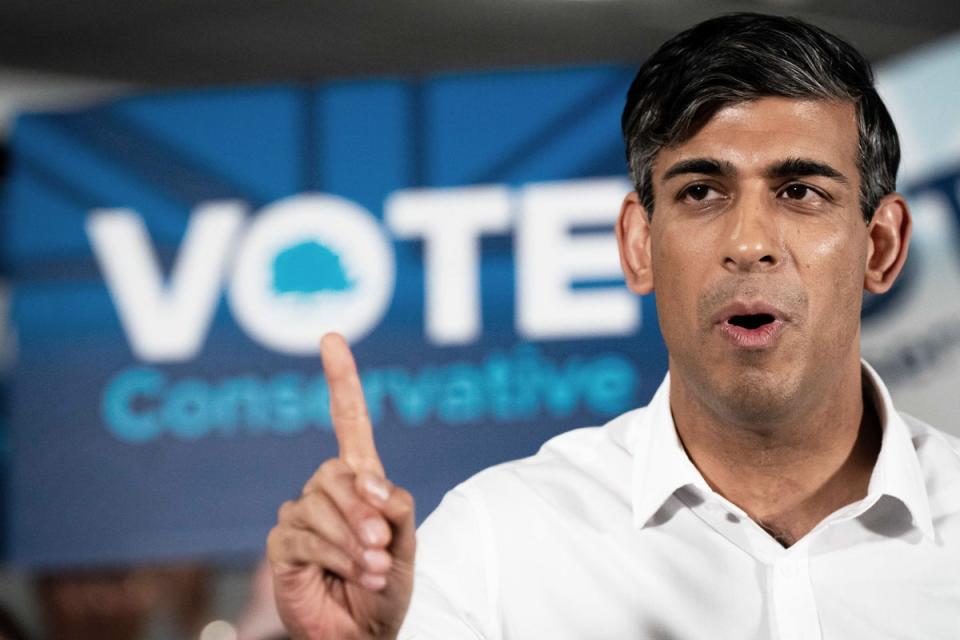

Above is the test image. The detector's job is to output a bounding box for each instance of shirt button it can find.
[778,561,797,578]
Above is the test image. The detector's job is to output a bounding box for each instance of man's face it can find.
[633,97,871,426]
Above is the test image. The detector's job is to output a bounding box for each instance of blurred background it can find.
[0,1,958,638]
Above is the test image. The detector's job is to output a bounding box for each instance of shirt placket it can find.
[769,548,821,640]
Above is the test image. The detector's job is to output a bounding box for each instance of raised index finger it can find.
[320,333,385,478]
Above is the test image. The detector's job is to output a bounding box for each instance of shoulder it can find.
[435,407,646,532]
[901,411,960,460]
[471,407,639,485]
[899,411,960,503]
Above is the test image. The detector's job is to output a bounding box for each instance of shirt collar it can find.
[628,361,934,539]
[861,360,935,540]
[629,371,706,529]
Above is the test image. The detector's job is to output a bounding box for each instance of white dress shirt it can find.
[399,362,960,639]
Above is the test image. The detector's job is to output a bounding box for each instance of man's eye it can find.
[781,184,814,200]
[680,184,717,201]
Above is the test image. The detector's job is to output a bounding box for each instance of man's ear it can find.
[864,193,911,294]
[617,191,654,295]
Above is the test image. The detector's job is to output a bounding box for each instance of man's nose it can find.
[719,192,784,272]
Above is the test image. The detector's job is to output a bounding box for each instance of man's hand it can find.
[267,333,416,640]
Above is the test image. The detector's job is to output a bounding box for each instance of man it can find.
[267,13,960,639]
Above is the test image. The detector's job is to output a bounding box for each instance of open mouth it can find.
[727,313,776,330]
[713,301,787,348]
[718,310,784,348]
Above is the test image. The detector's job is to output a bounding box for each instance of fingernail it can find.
[362,475,391,503]
[360,572,387,591]
[360,518,388,546]
[363,548,392,572]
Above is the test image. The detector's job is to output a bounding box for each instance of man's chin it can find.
[706,366,802,429]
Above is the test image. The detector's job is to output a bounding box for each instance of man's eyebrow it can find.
[765,158,849,183]
[661,157,737,182]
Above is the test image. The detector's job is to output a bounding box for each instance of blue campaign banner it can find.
[3,66,670,567]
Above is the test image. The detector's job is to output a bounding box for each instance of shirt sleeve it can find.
[398,484,499,640]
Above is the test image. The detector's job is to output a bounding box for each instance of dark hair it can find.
[621,12,899,222]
